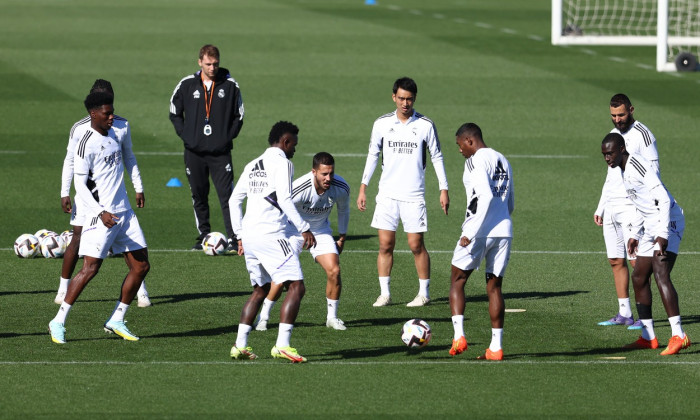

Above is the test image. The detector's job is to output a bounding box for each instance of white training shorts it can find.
[289,231,338,260]
[79,209,147,259]
[371,195,427,233]
[602,203,641,260]
[242,234,304,287]
[451,236,512,279]
[70,197,87,227]
[636,213,685,257]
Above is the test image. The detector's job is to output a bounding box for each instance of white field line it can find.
[1,359,699,366]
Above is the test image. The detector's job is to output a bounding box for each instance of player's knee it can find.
[132,260,150,278]
[326,265,340,282]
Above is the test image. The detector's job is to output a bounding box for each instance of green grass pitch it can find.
[1,0,700,417]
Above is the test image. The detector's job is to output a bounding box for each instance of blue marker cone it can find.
[365,0,376,5]
[166,177,183,187]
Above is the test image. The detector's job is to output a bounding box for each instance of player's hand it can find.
[627,238,638,258]
[459,236,471,247]
[237,239,244,256]
[302,230,316,250]
[594,215,603,226]
[99,211,119,228]
[356,191,367,212]
[653,237,668,257]
[135,192,145,208]
[61,196,72,214]
[440,190,450,215]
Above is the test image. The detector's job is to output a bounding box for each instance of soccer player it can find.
[594,93,660,329]
[228,121,316,362]
[448,123,514,361]
[57,79,151,307]
[356,77,449,307]
[601,133,690,355]
[48,91,151,344]
[255,152,350,331]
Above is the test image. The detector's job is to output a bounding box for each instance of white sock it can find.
[451,315,464,340]
[640,319,656,340]
[109,302,130,322]
[58,277,70,292]
[489,328,503,352]
[53,302,72,324]
[138,281,148,295]
[259,298,276,322]
[327,298,338,320]
[235,324,252,348]
[669,315,685,338]
[276,323,294,348]
[379,276,391,296]
[418,278,430,298]
[618,298,632,318]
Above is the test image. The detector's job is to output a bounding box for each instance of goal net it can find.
[552,0,700,71]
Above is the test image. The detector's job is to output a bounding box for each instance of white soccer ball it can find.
[401,319,432,348]
[60,230,73,247]
[40,234,67,258]
[202,232,228,256]
[35,229,57,240]
[14,234,40,258]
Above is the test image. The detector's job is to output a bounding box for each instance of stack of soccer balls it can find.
[401,319,432,348]
[13,229,72,259]
[201,232,228,256]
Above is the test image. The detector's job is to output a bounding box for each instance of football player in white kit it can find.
[57,79,151,308]
[602,133,689,356]
[357,77,449,308]
[448,123,514,361]
[254,152,350,331]
[594,94,659,329]
[228,121,316,363]
[49,91,151,344]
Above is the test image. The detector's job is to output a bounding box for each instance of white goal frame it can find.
[552,0,700,72]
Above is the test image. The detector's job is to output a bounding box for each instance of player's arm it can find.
[275,160,314,248]
[644,170,671,244]
[507,167,515,215]
[427,126,449,215]
[336,181,350,254]
[60,130,79,213]
[228,175,248,244]
[227,79,245,140]
[120,124,145,208]
[594,168,613,226]
[460,161,493,244]
[168,80,186,139]
[357,126,381,211]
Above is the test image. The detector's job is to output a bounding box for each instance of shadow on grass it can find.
[314,344,450,360]
[0,289,54,297]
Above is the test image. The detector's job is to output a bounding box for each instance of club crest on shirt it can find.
[193,90,200,99]
[218,89,225,98]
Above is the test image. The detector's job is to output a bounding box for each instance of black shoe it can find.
[226,238,238,253]
[191,241,203,251]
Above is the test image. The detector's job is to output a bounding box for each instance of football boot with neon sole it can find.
[623,336,658,350]
[660,335,691,356]
[449,336,468,356]
[271,346,307,363]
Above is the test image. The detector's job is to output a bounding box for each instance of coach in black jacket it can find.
[169,44,244,250]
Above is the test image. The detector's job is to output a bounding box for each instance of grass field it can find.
[1,0,700,417]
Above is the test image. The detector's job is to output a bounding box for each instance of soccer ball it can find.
[35,229,57,240]
[202,232,228,256]
[40,234,67,258]
[401,319,432,348]
[14,234,40,258]
[60,230,73,247]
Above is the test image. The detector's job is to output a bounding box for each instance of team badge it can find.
[193,90,201,99]
[218,89,225,98]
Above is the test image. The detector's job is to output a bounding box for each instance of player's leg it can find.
[255,282,283,331]
[231,247,270,360]
[315,252,345,330]
[652,251,690,355]
[624,255,658,349]
[55,225,83,304]
[599,209,635,325]
[373,229,395,306]
[103,248,150,341]
[406,232,430,306]
[448,264,471,355]
[208,153,236,250]
[478,273,505,361]
[184,149,211,250]
[272,280,307,362]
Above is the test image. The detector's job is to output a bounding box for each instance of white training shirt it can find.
[73,127,132,215]
[460,148,514,240]
[595,120,660,217]
[229,147,310,240]
[284,171,350,236]
[620,153,682,240]
[61,115,143,198]
[360,110,448,202]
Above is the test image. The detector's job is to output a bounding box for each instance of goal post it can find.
[552,0,700,72]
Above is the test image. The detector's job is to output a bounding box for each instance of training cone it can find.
[365,0,376,4]
[166,177,183,187]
